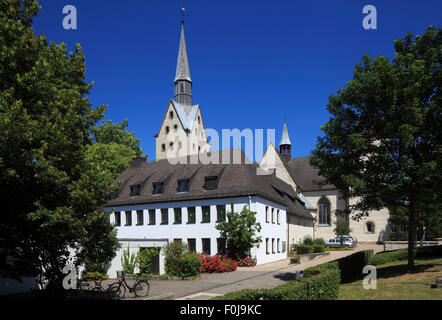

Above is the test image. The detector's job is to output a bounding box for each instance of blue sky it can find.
[33,0,442,161]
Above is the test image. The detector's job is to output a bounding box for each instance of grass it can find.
[338,257,442,300]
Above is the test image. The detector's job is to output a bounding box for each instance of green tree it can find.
[216,204,262,260]
[310,26,442,268]
[85,119,146,185]
[0,0,118,291]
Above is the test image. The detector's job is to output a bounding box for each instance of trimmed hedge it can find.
[337,250,373,282]
[297,244,314,255]
[368,245,442,266]
[313,245,325,253]
[214,267,340,300]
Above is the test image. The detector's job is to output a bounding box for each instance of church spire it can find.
[279,122,292,161]
[174,18,193,105]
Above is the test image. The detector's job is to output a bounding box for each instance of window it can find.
[277,239,280,253]
[277,210,280,224]
[173,124,178,132]
[203,176,218,190]
[165,126,170,134]
[125,211,132,226]
[115,212,121,226]
[136,210,143,225]
[174,238,182,243]
[265,206,269,223]
[272,239,275,253]
[130,184,140,197]
[177,179,189,193]
[161,208,168,224]
[161,144,166,152]
[153,182,164,195]
[282,241,286,253]
[198,116,201,124]
[202,206,211,223]
[188,239,196,252]
[216,205,226,222]
[217,238,226,255]
[169,111,174,119]
[366,221,375,233]
[174,208,182,224]
[318,197,331,225]
[187,207,196,224]
[180,83,184,93]
[266,238,269,254]
[202,238,211,255]
[169,142,173,150]
[271,208,275,224]
[148,209,156,225]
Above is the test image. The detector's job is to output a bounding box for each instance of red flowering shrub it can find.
[200,254,238,273]
[237,257,255,267]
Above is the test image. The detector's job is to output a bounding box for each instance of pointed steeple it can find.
[279,122,292,161]
[174,23,193,105]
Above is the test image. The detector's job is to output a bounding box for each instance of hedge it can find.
[297,244,314,255]
[313,245,325,253]
[368,245,442,266]
[337,250,373,282]
[213,267,340,300]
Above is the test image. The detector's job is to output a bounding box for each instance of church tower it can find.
[154,18,211,161]
[174,23,192,105]
[279,122,292,162]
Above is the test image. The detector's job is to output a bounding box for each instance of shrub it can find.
[337,250,372,282]
[416,245,442,258]
[136,247,158,277]
[296,244,314,255]
[121,246,137,275]
[200,254,237,273]
[175,252,202,279]
[302,236,314,245]
[163,241,188,275]
[313,245,325,253]
[81,271,107,281]
[290,257,298,264]
[290,244,297,252]
[214,266,340,300]
[237,257,255,267]
[313,238,325,245]
[368,249,409,266]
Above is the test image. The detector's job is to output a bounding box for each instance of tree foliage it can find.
[310,26,442,267]
[216,204,262,260]
[0,0,118,290]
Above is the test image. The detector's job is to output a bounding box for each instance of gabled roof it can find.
[106,149,314,220]
[286,156,336,191]
[174,25,191,83]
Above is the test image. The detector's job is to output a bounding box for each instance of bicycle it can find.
[107,271,150,299]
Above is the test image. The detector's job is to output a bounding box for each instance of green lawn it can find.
[338,257,442,300]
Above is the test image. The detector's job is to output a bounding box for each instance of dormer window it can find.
[130,184,140,197]
[177,179,190,193]
[153,182,164,195]
[204,176,218,190]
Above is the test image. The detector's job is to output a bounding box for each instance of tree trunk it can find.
[408,200,416,269]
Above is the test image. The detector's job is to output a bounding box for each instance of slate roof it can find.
[279,122,291,146]
[106,149,314,220]
[171,99,199,131]
[286,156,336,192]
[174,25,191,83]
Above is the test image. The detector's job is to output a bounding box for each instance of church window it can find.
[318,197,331,225]
[180,83,184,93]
[174,124,178,132]
[161,144,165,152]
[169,111,174,119]
[169,142,174,150]
[165,126,170,134]
[198,116,201,124]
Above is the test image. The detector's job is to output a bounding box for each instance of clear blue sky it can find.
[33,0,441,161]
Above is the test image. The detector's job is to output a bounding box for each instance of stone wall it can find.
[383,240,441,251]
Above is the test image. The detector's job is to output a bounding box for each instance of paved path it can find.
[126,244,383,300]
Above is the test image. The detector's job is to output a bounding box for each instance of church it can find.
[104,22,390,276]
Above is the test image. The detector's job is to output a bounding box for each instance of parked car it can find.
[342,235,358,245]
[325,237,354,248]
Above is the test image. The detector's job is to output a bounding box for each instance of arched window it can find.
[165,126,170,134]
[317,197,331,225]
[161,144,166,152]
[180,83,184,93]
[173,124,178,132]
[366,221,375,233]
[169,111,174,119]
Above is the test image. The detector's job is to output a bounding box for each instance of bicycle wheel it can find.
[133,280,150,297]
[107,282,125,299]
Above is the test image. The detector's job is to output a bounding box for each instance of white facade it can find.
[106,196,287,277]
